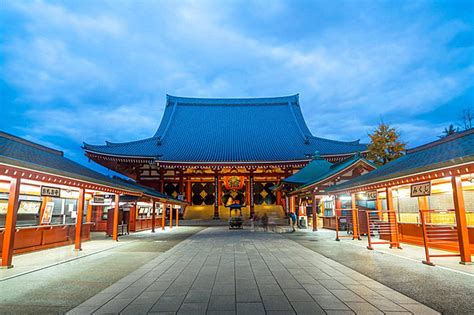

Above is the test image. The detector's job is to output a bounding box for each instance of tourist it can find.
[289,212,297,232]
[261,213,269,232]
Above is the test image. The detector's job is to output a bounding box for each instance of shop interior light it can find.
[339,195,352,201]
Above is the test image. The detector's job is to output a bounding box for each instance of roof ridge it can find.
[83,136,158,149]
[311,135,362,145]
[407,128,474,154]
[166,94,299,105]
[0,131,64,156]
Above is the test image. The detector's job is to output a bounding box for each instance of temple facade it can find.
[83,94,368,220]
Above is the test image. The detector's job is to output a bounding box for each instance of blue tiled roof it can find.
[83,94,367,163]
[282,157,333,184]
[0,131,184,203]
[297,154,376,190]
[329,129,474,192]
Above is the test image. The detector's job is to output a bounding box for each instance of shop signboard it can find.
[366,191,377,200]
[91,195,112,206]
[41,186,61,198]
[410,182,431,197]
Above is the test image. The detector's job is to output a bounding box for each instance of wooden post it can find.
[276,188,282,206]
[169,203,173,229]
[1,177,21,268]
[250,175,255,218]
[186,179,192,203]
[112,194,120,241]
[151,199,156,233]
[351,193,360,239]
[74,188,85,250]
[312,195,318,232]
[385,187,400,248]
[418,196,429,224]
[86,203,92,223]
[451,176,472,264]
[213,176,219,219]
[161,203,165,230]
[175,206,179,227]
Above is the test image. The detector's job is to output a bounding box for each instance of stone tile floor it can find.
[68,227,438,314]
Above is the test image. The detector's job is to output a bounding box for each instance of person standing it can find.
[261,213,268,232]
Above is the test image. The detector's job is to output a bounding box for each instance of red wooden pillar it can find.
[151,199,156,233]
[169,203,173,229]
[217,179,222,206]
[249,175,255,217]
[161,203,165,230]
[175,206,179,227]
[112,194,120,241]
[451,176,472,264]
[1,177,21,268]
[276,189,282,206]
[246,178,251,207]
[351,193,360,239]
[312,195,318,232]
[74,188,85,250]
[186,179,192,203]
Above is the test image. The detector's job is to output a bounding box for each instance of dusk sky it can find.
[1,0,473,174]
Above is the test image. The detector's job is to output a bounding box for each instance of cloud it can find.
[1,0,473,167]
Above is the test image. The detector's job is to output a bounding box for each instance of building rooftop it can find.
[0,131,184,203]
[83,94,367,163]
[328,128,474,192]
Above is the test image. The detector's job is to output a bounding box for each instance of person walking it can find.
[289,212,297,232]
[261,213,268,232]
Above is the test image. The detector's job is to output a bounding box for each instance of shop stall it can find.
[328,129,474,265]
[0,131,186,268]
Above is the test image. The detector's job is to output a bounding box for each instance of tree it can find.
[439,124,458,138]
[458,108,473,130]
[367,122,406,165]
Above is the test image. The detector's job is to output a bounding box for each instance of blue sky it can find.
[1,0,473,174]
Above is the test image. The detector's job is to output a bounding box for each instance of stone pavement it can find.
[68,227,438,314]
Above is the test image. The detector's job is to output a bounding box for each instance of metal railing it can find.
[419,209,460,266]
[335,208,360,241]
[365,210,401,250]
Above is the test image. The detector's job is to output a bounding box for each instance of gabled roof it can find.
[298,154,376,191]
[284,154,376,194]
[83,94,367,163]
[329,129,474,193]
[0,131,185,204]
[282,156,332,185]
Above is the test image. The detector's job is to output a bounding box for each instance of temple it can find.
[83,94,367,220]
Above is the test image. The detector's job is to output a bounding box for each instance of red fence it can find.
[365,210,401,250]
[419,209,460,266]
[335,208,360,241]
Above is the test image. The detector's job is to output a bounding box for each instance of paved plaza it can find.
[69,227,438,315]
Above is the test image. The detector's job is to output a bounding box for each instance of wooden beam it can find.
[112,194,120,241]
[151,199,156,233]
[74,188,85,250]
[451,176,472,264]
[1,177,21,268]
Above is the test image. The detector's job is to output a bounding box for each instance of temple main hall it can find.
[83,94,367,220]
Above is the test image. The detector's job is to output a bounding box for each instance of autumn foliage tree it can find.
[367,122,406,165]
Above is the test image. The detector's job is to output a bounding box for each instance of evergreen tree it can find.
[440,124,458,138]
[367,122,406,165]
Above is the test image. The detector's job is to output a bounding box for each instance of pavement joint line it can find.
[344,239,474,278]
[0,239,139,283]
